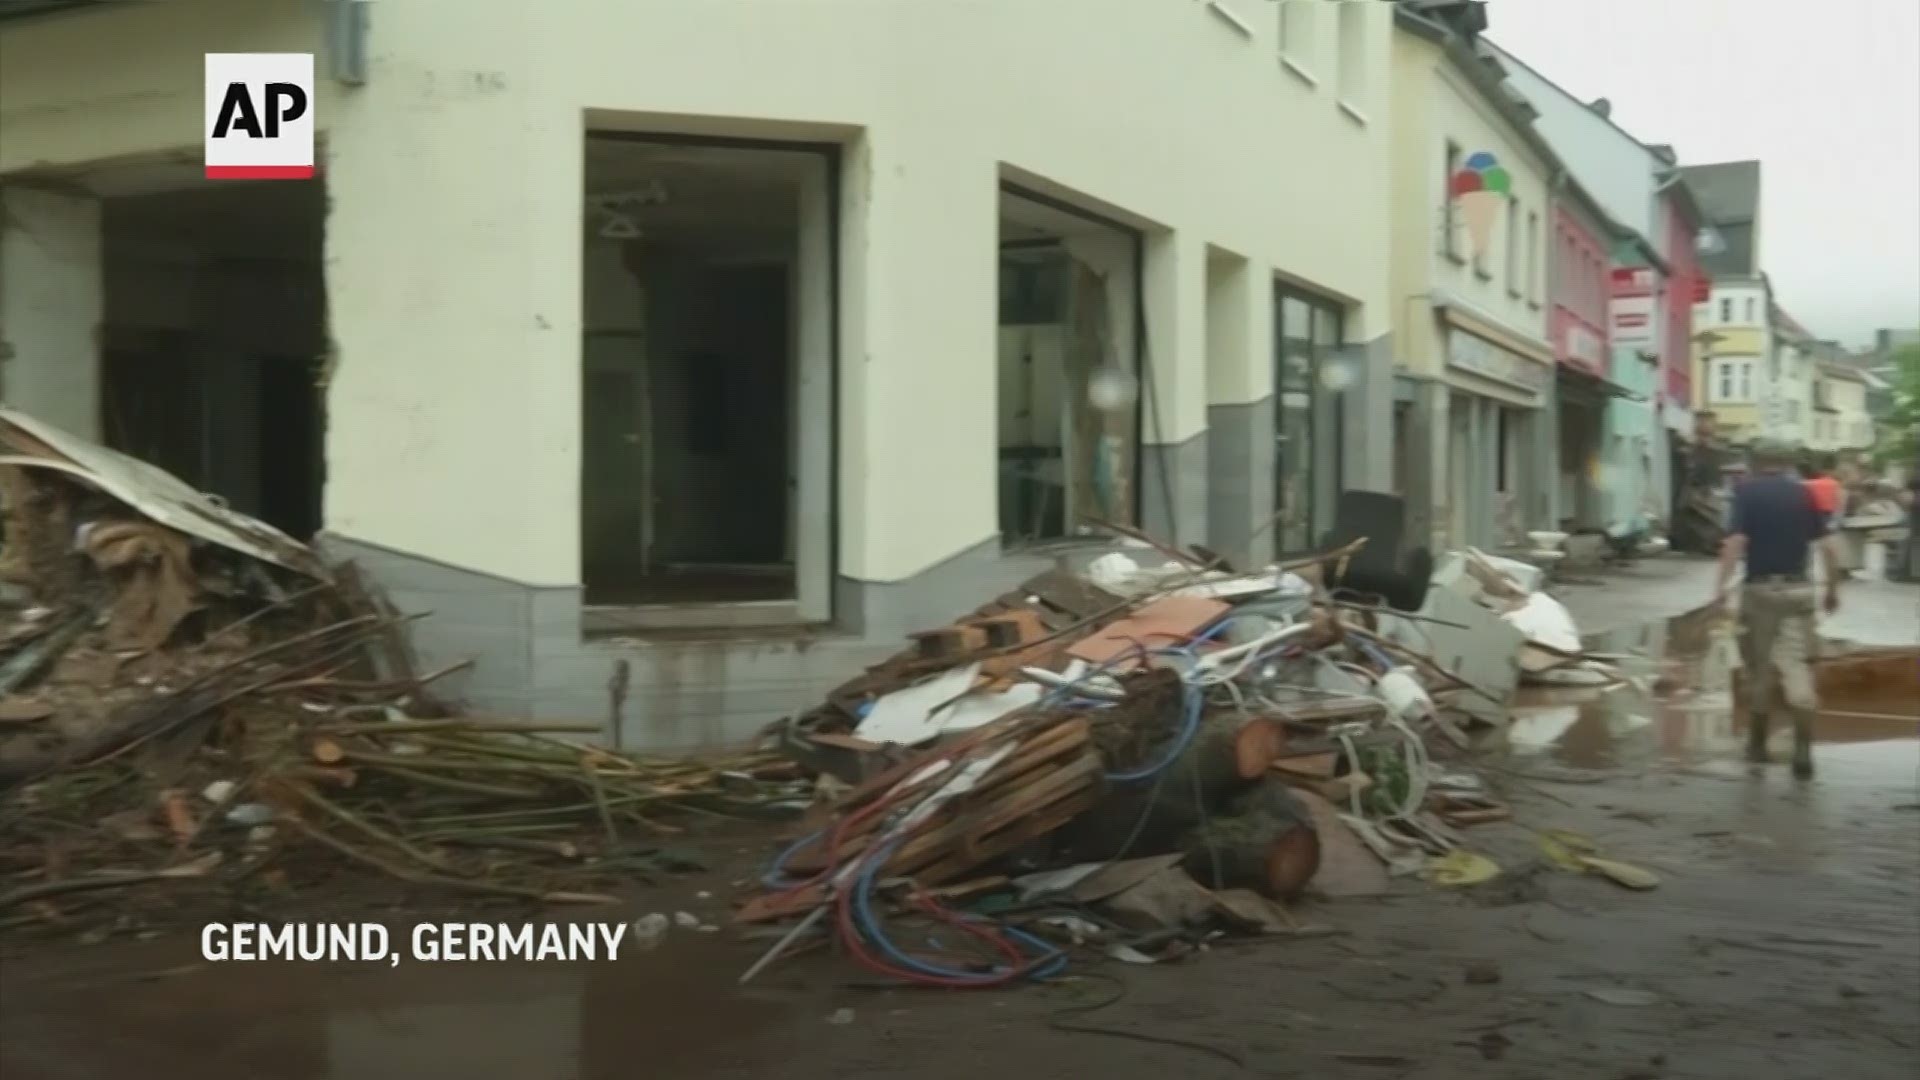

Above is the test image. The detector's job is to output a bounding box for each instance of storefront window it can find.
[1274,288,1347,554]
[996,187,1142,545]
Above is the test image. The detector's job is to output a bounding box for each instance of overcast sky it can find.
[1483,0,1920,349]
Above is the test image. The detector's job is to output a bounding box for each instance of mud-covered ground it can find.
[4,557,1917,1080]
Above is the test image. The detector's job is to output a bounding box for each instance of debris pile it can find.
[733,530,1596,984]
[3,406,1662,966]
[0,408,799,929]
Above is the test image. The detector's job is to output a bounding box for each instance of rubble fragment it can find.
[0,411,800,931]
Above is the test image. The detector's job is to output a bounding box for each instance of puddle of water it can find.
[1509,613,1919,776]
[0,930,801,1080]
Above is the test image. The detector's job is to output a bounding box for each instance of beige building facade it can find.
[0,0,1399,746]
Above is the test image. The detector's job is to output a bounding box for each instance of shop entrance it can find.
[98,175,327,540]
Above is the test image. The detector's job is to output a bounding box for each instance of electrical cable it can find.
[842,836,1066,988]
[761,827,823,890]
[762,590,1432,989]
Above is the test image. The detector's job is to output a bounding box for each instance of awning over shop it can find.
[1555,363,1642,407]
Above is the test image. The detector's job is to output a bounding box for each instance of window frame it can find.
[1505,198,1521,297]
[1334,0,1368,109]
[1278,0,1320,84]
[1526,209,1541,304]
[1274,283,1349,556]
[1442,140,1463,263]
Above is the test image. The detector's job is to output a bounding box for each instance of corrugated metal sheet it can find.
[0,405,329,579]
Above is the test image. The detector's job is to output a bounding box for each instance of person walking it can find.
[1714,440,1840,779]
[1801,454,1843,529]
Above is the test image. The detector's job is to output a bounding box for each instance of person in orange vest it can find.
[1801,453,1843,529]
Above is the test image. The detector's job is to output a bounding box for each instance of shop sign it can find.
[1561,322,1604,372]
[1609,267,1656,349]
[1447,328,1550,397]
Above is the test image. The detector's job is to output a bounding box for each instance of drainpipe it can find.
[326,0,371,86]
[1544,167,1571,533]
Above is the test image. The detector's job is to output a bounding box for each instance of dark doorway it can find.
[579,136,831,611]
[256,357,324,540]
[98,181,326,540]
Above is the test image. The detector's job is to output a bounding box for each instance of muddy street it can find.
[3,558,1916,1080]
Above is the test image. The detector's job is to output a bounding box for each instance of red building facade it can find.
[1660,190,1705,411]
[1550,203,1610,375]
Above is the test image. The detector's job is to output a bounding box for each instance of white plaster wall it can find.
[1831,380,1870,449]
[1776,338,1815,445]
[1,0,1395,585]
[1421,61,1553,346]
[1389,30,1552,383]
[0,0,328,174]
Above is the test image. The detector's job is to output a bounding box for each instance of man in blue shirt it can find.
[1713,440,1840,779]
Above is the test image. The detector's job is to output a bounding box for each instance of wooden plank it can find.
[732,748,1099,926]
[914,789,1101,887]
[783,719,1092,873]
[807,732,885,754]
[883,750,1101,877]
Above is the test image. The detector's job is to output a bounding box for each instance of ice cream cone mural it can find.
[1449,151,1512,260]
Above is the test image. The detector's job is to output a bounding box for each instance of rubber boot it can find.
[1745,711,1771,765]
[1790,708,1815,780]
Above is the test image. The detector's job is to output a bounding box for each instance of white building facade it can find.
[0,0,1399,747]
[1388,8,1557,552]
[1489,43,1697,535]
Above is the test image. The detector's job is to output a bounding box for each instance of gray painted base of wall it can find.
[320,532,1144,753]
[320,358,1397,753]
[1206,395,1275,568]
[1139,430,1208,545]
[1343,333,1396,494]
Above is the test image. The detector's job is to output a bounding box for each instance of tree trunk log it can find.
[1181,780,1322,900]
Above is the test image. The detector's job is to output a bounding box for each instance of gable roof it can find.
[1678,161,1761,225]
[1818,359,1868,384]
[1394,5,1567,182]
[1656,169,1710,231]
[1478,38,1669,167]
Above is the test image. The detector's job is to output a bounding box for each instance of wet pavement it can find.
[3,558,1917,1080]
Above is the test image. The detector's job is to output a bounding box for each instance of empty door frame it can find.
[584,131,840,625]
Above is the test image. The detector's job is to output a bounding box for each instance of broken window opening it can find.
[99,178,328,541]
[1274,287,1345,556]
[580,134,835,619]
[996,185,1141,547]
